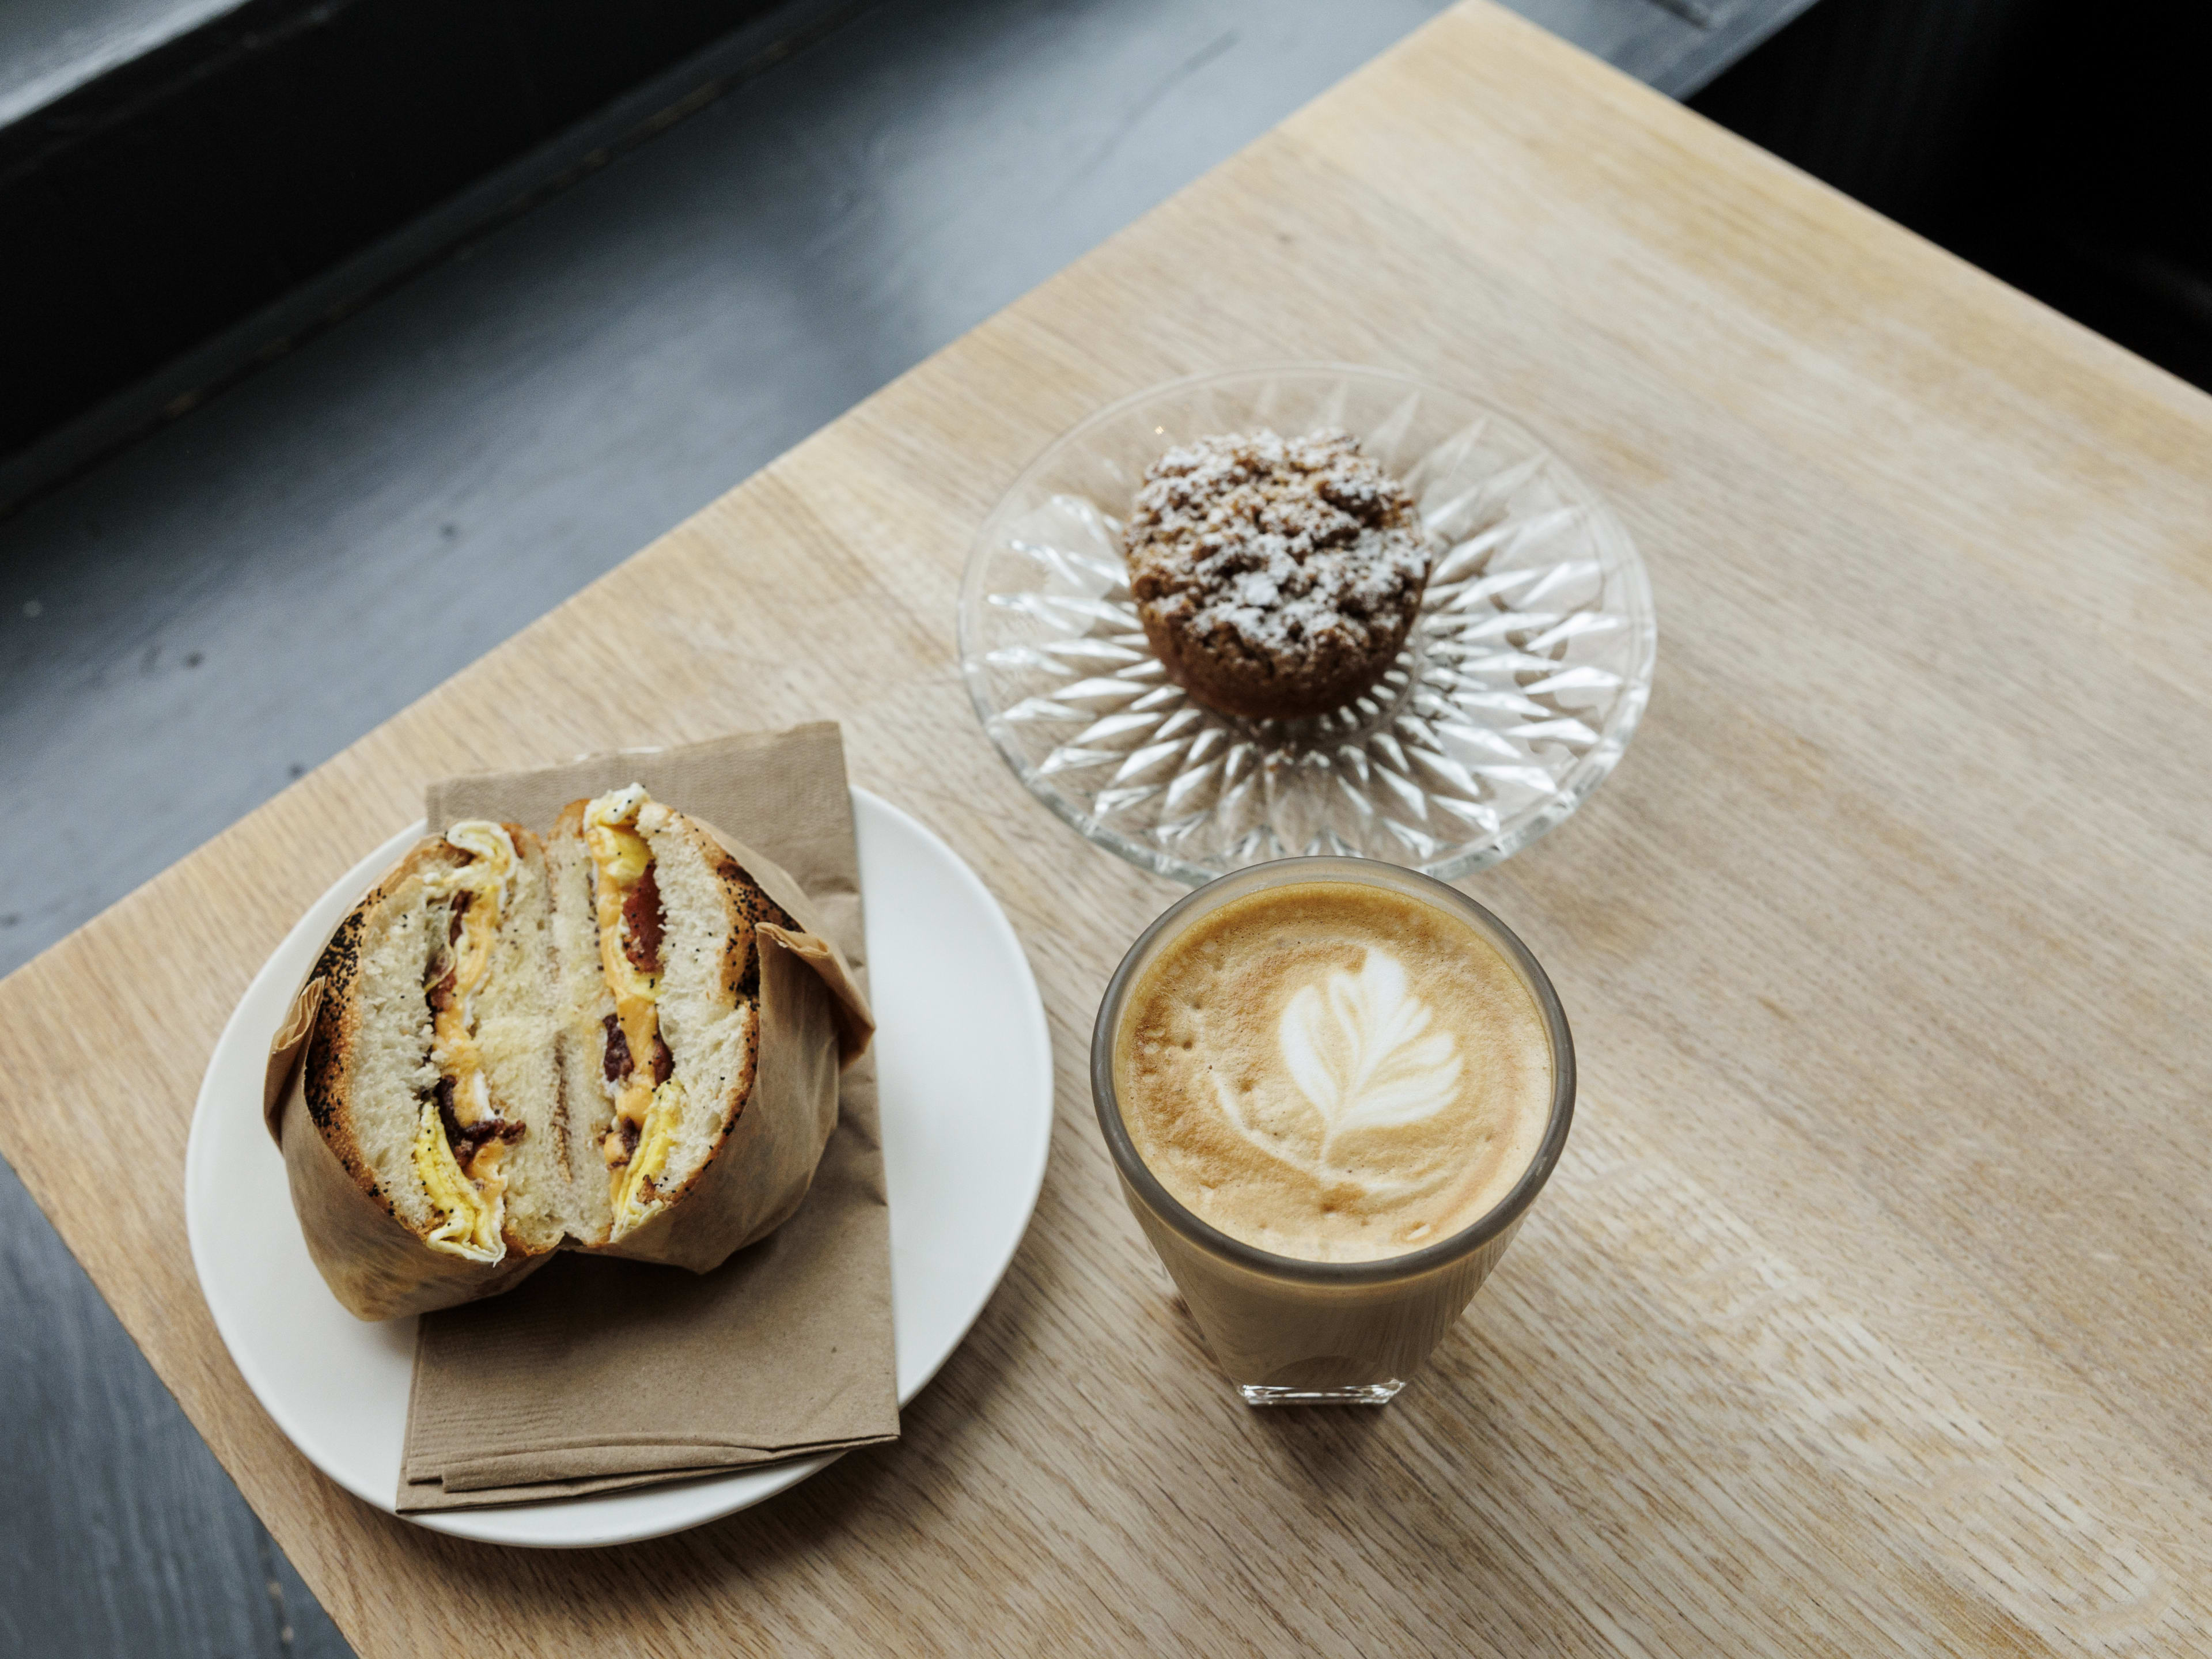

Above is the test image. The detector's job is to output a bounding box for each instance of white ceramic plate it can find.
[185,789,1052,1548]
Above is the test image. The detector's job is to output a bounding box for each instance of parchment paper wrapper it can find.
[396,722,899,1510]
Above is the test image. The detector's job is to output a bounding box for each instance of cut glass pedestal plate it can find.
[959,365,1656,885]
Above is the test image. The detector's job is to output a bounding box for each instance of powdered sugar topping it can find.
[1123,428,1429,657]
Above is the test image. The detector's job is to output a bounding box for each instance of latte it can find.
[1112,881,1552,1263]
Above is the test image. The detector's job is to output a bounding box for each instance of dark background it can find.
[0,0,796,455]
[1695,0,2211,391]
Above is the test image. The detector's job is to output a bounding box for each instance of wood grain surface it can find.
[3,2,2209,1652]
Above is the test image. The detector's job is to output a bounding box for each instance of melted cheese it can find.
[583,786,679,1236]
[409,821,519,1262]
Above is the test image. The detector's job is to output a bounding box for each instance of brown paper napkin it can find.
[396,723,898,1512]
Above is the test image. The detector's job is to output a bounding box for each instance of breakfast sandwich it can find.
[267,787,873,1318]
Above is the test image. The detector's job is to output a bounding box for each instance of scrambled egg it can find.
[411,820,518,1262]
[613,1081,686,1230]
[414,1106,501,1259]
[584,786,683,1235]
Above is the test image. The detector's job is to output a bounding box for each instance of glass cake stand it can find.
[957,364,1657,885]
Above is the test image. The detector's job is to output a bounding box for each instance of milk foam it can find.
[1113,881,1552,1263]
[1278,949,1464,1154]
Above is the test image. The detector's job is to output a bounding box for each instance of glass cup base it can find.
[1237,1380,1406,1407]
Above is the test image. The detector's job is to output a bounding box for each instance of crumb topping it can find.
[1123,429,1429,661]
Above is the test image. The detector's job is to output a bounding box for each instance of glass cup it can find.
[1091,857,1576,1404]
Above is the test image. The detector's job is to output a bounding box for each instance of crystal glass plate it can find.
[959,365,1656,885]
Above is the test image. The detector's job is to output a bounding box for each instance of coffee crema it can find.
[1112,881,1552,1263]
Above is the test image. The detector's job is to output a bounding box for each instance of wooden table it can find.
[5,2,2207,1649]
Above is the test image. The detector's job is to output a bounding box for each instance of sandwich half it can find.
[550,785,817,1257]
[280,820,565,1316]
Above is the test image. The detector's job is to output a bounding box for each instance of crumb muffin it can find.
[1122,429,1431,721]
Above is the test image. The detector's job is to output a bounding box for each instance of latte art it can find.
[1280,949,1463,1156]
[1114,880,1553,1263]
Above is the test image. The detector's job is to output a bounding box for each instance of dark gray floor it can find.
[0,2,1780,1652]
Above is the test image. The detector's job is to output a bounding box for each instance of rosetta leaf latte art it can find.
[1278,949,1463,1153]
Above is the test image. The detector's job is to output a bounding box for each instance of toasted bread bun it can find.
[550,789,799,1251]
[301,822,564,1283]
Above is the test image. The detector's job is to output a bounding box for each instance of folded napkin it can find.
[396,723,898,1511]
